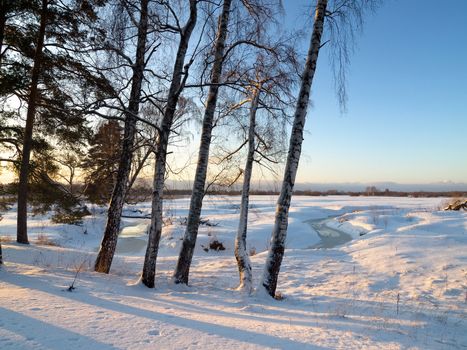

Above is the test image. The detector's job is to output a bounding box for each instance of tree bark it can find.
[0,10,4,266]
[234,88,260,293]
[259,0,327,298]
[94,0,149,273]
[141,0,198,288]
[173,0,232,285]
[16,0,48,244]
[0,1,6,66]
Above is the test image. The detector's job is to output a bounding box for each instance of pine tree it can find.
[1,0,108,243]
[82,120,123,204]
[15,0,49,243]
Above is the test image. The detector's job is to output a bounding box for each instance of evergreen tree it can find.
[0,0,110,242]
[82,120,123,204]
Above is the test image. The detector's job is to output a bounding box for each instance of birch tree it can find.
[260,0,380,297]
[94,0,151,273]
[141,0,199,288]
[173,0,283,285]
[173,0,234,285]
[235,54,297,293]
[172,0,232,284]
[234,86,259,292]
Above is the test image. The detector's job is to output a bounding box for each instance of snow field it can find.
[1,196,466,349]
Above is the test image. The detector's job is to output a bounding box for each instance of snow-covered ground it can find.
[1,195,466,349]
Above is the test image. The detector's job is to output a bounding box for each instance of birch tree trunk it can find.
[16,0,48,244]
[141,0,198,288]
[234,88,260,293]
[94,0,149,273]
[259,0,327,297]
[173,0,232,285]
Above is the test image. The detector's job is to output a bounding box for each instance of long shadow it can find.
[150,273,467,346]
[8,268,454,348]
[5,242,463,349]
[3,273,330,350]
[151,292,429,335]
[0,307,117,350]
[6,265,462,349]
[137,250,414,327]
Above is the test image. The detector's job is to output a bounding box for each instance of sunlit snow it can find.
[1,196,466,349]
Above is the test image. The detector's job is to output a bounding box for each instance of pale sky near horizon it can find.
[286,0,467,184]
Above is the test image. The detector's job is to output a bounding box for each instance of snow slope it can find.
[1,196,466,349]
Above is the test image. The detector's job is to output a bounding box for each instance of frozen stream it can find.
[115,223,148,254]
[306,217,353,249]
[112,216,353,254]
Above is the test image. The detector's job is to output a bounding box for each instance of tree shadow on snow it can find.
[2,272,330,349]
[0,307,117,350]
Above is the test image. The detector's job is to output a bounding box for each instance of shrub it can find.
[443,198,467,211]
[209,239,226,251]
[35,234,59,246]
[51,205,90,225]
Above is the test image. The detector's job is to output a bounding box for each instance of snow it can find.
[1,195,466,349]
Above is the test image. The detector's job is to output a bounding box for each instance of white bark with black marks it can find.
[94,0,149,273]
[259,0,327,298]
[141,0,198,288]
[234,88,260,294]
[173,0,232,285]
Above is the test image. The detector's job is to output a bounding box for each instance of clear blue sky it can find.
[284,0,467,184]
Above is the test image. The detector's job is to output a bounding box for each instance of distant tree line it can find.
[160,188,467,198]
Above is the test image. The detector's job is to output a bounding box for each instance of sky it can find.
[283,0,467,185]
[1,0,466,189]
